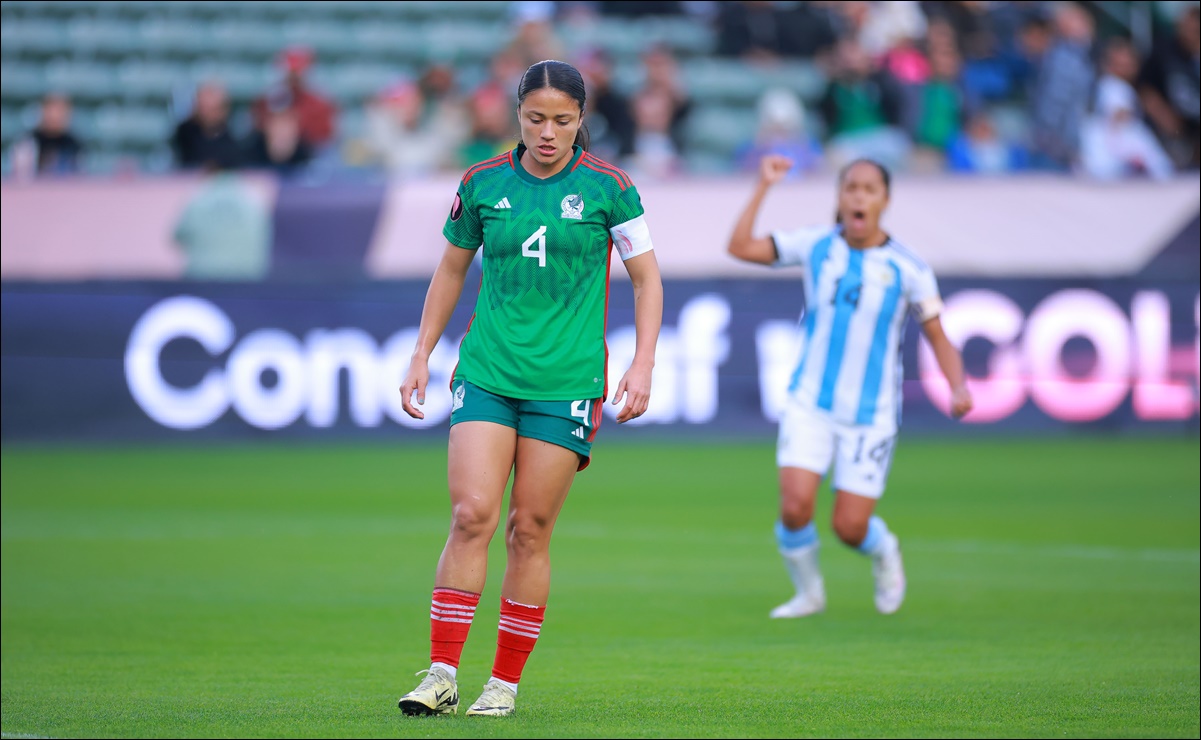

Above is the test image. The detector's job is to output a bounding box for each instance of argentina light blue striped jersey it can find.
[772,225,943,431]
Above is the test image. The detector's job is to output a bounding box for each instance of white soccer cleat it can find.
[398,666,458,716]
[770,588,826,618]
[872,533,906,614]
[465,678,517,717]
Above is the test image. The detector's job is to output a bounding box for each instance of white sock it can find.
[857,516,896,559]
[780,542,824,599]
[431,661,457,679]
[489,676,519,695]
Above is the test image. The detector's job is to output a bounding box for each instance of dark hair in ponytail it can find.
[834,158,891,224]
[517,59,590,151]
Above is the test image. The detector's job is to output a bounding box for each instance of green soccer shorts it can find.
[448,379,604,470]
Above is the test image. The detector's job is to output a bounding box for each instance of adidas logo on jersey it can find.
[572,427,585,439]
[493,198,512,209]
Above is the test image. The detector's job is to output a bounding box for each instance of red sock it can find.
[491,597,546,684]
[429,587,480,668]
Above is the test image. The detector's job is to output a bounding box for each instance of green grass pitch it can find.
[2,437,1198,738]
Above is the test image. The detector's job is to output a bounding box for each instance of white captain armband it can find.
[912,296,944,323]
[610,214,654,261]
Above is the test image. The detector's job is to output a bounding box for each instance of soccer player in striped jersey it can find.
[728,155,972,618]
[396,60,663,717]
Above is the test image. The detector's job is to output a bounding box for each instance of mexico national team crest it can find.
[560,194,584,220]
[452,383,465,412]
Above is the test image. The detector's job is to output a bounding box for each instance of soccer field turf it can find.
[1,437,1197,738]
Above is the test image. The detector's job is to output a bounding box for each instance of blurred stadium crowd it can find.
[2,0,1198,181]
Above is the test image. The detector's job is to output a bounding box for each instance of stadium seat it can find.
[0,106,19,146]
[319,61,408,105]
[210,20,286,60]
[684,105,758,158]
[683,59,770,105]
[644,16,716,57]
[116,60,189,102]
[139,18,217,59]
[44,59,121,101]
[0,19,73,58]
[66,18,141,57]
[760,61,827,104]
[281,21,363,59]
[405,1,511,22]
[0,63,48,101]
[187,60,274,102]
[349,20,430,64]
[92,104,172,148]
[91,0,166,19]
[423,22,508,65]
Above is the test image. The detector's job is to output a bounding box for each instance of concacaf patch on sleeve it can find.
[449,193,464,222]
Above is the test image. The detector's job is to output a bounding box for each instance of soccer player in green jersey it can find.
[396,60,663,718]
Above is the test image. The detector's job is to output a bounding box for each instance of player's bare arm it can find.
[921,316,973,419]
[727,154,794,265]
[400,242,478,419]
[613,250,663,424]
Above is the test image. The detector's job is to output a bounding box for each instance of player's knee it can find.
[831,514,868,547]
[779,497,815,529]
[505,512,552,558]
[449,500,498,541]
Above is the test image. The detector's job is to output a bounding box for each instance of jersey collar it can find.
[511,144,584,185]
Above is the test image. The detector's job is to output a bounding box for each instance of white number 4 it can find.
[571,399,590,427]
[522,225,547,267]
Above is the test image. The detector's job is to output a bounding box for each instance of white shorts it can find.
[776,397,898,499]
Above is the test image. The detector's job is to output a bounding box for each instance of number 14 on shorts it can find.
[571,399,591,439]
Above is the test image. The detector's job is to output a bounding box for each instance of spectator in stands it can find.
[780,1,840,60]
[1137,6,1200,169]
[912,39,966,159]
[879,18,936,159]
[855,0,927,59]
[419,63,471,153]
[1030,3,1095,170]
[1079,39,1174,181]
[1008,10,1053,104]
[640,45,692,155]
[715,0,838,60]
[578,48,636,161]
[627,86,681,178]
[173,165,271,281]
[819,38,910,171]
[364,80,462,178]
[736,87,822,177]
[921,1,1003,65]
[919,5,1008,110]
[946,111,1028,174]
[27,93,82,175]
[245,90,313,175]
[253,47,338,152]
[509,2,565,68]
[596,0,684,16]
[459,85,515,167]
[171,82,243,171]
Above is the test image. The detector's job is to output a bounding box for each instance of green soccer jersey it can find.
[443,144,653,401]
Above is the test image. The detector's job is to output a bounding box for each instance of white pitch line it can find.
[2,733,52,739]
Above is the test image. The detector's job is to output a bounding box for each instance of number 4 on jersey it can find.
[522,225,547,268]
